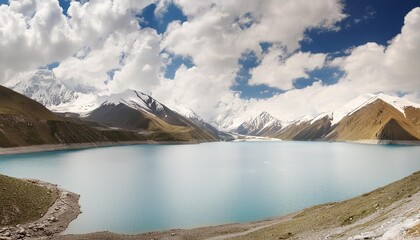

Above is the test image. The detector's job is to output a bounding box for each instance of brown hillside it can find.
[378,118,418,141]
[326,99,420,141]
[275,116,331,140]
[0,85,58,120]
[404,106,420,135]
[86,103,217,142]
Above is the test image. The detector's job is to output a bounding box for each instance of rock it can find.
[0,237,12,240]
[4,231,10,237]
[55,207,59,211]
[171,233,176,236]
[36,224,45,230]
[17,227,25,235]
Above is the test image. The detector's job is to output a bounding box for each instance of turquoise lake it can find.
[0,141,419,234]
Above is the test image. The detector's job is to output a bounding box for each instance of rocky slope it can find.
[236,111,283,136]
[273,94,420,142]
[325,98,420,141]
[0,174,80,239]
[276,115,332,140]
[0,85,150,147]
[85,90,218,142]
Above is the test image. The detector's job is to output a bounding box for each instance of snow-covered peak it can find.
[250,111,282,128]
[170,105,202,121]
[236,111,283,136]
[350,93,420,117]
[8,69,79,107]
[318,93,420,125]
[97,89,169,117]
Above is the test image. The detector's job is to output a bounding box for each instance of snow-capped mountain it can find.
[171,105,233,140]
[274,93,420,141]
[8,69,79,107]
[236,111,283,136]
[90,89,191,127]
[311,93,420,126]
[85,89,219,141]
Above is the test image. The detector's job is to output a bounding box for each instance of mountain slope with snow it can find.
[85,90,218,141]
[236,111,283,136]
[274,93,420,142]
[8,70,79,107]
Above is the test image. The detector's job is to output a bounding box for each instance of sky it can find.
[0,0,419,126]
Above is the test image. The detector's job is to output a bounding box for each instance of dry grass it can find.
[0,174,58,226]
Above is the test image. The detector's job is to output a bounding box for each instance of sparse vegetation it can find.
[0,174,58,226]
[233,171,420,239]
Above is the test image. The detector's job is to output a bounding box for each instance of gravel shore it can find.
[0,179,80,240]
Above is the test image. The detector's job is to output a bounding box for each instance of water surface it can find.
[0,141,419,234]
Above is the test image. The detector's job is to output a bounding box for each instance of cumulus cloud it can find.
[249,48,326,90]
[155,0,345,119]
[4,0,419,127]
[247,7,420,122]
[0,0,154,86]
[330,7,420,96]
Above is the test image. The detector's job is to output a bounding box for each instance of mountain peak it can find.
[236,111,282,136]
[8,69,79,107]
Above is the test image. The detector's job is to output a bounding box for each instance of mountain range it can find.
[3,70,420,146]
[0,85,217,148]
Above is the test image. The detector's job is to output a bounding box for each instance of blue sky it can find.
[132,0,419,99]
[0,0,419,121]
[1,0,419,103]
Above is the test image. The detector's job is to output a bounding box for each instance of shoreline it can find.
[0,140,202,156]
[0,179,80,240]
[1,139,419,156]
[56,171,420,240]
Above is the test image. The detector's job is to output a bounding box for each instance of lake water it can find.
[0,141,420,234]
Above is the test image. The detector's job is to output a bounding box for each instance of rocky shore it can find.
[0,179,80,240]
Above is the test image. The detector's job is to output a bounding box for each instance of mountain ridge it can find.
[236,111,283,136]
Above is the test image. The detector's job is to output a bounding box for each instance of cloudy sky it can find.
[0,0,419,124]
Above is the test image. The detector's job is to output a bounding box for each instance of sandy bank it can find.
[0,179,80,240]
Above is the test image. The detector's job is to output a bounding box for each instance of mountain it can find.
[0,85,146,147]
[325,96,420,141]
[273,93,420,142]
[236,111,283,136]
[8,69,79,107]
[85,90,218,142]
[275,115,332,140]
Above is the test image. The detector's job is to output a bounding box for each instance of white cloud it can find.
[155,0,345,119]
[249,48,326,90]
[244,7,420,123]
[5,0,419,128]
[0,0,154,85]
